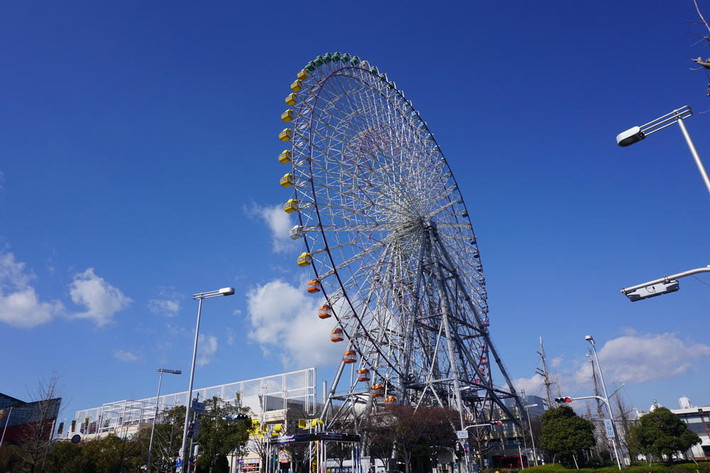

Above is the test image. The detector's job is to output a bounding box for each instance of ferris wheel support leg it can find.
[430,225,527,422]
[319,351,349,425]
[430,253,472,473]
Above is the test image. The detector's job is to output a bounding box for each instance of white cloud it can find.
[512,373,546,397]
[574,332,710,386]
[198,334,218,366]
[246,203,298,254]
[149,298,179,316]
[246,279,343,369]
[148,288,181,317]
[69,268,131,326]
[0,251,62,328]
[114,350,140,362]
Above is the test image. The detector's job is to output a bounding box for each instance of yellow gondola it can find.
[279,128,292,142]
[280,173,294,188]
[297,252,312,267]
[278,149,292,164]
[283,199,299,213]
[281,109,295,123]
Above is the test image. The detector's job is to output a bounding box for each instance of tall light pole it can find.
[585,335,622,470]
[616,105,710,194]
[147,368,181,473]
[180,287,235,472]
[523,404,539,467]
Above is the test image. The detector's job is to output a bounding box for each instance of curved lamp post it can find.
[179,287,234,472]
[616,105,710,194]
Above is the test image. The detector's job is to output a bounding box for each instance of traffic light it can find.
[490,420,503,425]
[187,421,201,439]
[555,396,572,403]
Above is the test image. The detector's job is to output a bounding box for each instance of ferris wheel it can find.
[277,53,522,428]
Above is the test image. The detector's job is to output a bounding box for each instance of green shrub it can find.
[521,461,710,473]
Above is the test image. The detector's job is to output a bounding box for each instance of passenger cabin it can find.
[318,305,332,319]
[343,350,357,364]
[306,279,321,293]
[297,252,312,267]
[371,384,384,397]
[330,328,344,342]
[281,109,295,123]
[280,173,294,188]
[283,199,299,213]
[357,369,370,382]
[279,128,292,142]
[278,150,292,164]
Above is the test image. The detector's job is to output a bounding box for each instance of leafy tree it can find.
[193,397,252,473]
[150,406,186,473]
[540,406,596,469]
[44,441,86,473]
[632,407,700,463]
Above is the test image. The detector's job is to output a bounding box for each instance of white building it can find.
[670,397,710,460]
[63,368,317,441]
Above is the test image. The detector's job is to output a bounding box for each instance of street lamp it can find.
[616,105,710,194]
[585,336,622,470]
[620,265,710,301]
[456,421,502,473]
[523,404,539,467]
[180,287,235,472]
[147,368,181,473]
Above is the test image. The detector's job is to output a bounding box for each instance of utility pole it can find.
[535,338,554,406]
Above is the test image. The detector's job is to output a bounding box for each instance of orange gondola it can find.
[306,279,321,293]
[371,384,384,398]
[343,350,357,364]
[330,328,344,342]
[318,305,332,319]
[357,368,370,382]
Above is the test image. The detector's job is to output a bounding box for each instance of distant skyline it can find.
[1,1,708,422]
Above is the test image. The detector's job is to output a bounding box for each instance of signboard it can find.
[456,430,469,440]
[278,449,292,463]
[271,432,361,445]
[604,419,615,438]
[191,401,206,413]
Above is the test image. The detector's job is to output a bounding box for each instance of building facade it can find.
[0,393,61,446]
[671,398,710,460]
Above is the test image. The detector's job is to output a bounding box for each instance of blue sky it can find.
[1,1,709,422]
